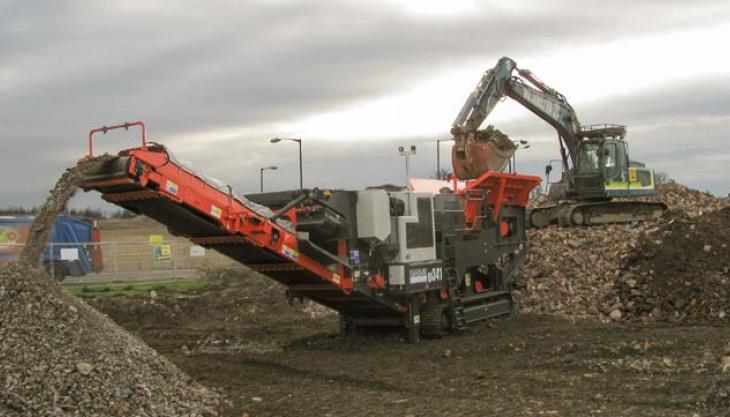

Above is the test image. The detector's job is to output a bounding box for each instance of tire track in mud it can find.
[223,355,401,392]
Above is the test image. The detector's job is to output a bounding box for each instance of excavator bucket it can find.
[451,125,516,179]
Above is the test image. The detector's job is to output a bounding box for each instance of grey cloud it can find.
[3,0,725,131]
[578,77,730,123]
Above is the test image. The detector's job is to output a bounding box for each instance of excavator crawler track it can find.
[530,201,667,228]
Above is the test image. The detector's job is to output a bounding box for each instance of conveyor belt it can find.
[82,145,405,323]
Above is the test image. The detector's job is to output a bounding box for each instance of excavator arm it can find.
[452,57,581,178]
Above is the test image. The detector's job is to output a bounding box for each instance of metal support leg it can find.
[407,298,421,343]
[339,313,355,337]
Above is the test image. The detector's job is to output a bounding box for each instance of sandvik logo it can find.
[409,267,443,285]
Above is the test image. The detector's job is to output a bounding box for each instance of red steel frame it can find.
[88,121,147,157]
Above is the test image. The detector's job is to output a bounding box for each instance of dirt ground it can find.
[89,269,730,417]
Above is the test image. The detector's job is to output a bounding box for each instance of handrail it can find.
[88,121,147,156]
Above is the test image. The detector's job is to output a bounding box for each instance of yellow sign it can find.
[628,167,638,182]
[152,244,171,261]
[149,235,164,246]
[0,225,29,255]
[210,205,223,219]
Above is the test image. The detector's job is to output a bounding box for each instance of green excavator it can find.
[451,56,666,227]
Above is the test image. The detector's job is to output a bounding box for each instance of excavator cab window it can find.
[603,141,629,184]
[604,143,616,179]
[576,143,600,175]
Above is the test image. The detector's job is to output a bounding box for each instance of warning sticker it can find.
[281,245,299,260]
[349,250,360,266]
[210,205,222,219]
[148,234,164,246]
[165,180,179,196]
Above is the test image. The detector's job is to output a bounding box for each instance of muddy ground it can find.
[89,269,730,417]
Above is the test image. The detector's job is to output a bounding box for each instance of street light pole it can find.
[436,139,450,180]
[270,137,303,189]
[511,140,530,173]
[297,140,303,189]
[259,166,278,193]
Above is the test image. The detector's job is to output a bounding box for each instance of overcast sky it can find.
[2,0,729,211]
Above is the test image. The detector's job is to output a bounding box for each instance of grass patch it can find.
[64,277,212,299]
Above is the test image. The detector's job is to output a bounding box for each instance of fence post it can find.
[49,242,54,280]
[171,241,177,275]
[113,242,119,281]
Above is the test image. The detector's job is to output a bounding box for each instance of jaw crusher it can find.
[81,122,540,342]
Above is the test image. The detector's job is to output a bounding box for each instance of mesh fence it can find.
[1,239,235,282]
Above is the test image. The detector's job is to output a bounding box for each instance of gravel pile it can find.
[197,265,335,321]
[0,263,219,416]
[514,182,730,322]
[1,158,219,416]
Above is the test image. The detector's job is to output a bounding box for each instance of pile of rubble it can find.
[0,263,219,416]
[1,158,219,416]
[514,182,729,322]
[512,223,639,321]
[196,265,335,321]
[618,206,730,321]
[631,180,727,215]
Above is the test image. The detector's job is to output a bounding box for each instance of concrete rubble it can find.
[514,182,730,322]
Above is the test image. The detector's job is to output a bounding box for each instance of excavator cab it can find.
[572,136,654,200]
[570,124,629,200]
